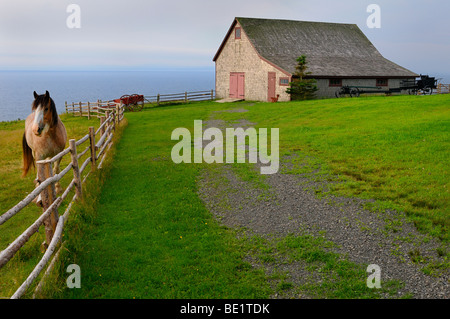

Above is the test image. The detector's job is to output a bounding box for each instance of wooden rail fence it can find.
[436,83,450,94]
[66,90,214,117]
[0,102,125,299]
[65,100,120,118]
[145,89,215,105]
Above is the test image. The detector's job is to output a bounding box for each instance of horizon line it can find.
[0,66,215,72]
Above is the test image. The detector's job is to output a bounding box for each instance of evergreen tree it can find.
[286,55,318,100]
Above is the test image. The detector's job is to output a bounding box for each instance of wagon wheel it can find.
[127,94,138,112]
[130,94,144,111]
[335,88,344,98]
[120,94,131,111]
[420,86,433,95]
[136,100,144,111]
[349,88,360,98]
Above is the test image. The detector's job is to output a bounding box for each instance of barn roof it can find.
[214,17,418,78]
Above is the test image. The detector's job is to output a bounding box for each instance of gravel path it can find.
[197,109,449,299]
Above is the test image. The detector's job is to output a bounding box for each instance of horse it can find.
[22,91,67,204]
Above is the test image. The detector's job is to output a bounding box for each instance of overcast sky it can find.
[0,0,449,76]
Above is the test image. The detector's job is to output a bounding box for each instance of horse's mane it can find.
[32,91,58,127]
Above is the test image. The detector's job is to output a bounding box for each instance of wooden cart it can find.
[114,94,145,112]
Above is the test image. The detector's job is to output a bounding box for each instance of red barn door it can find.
[268,72,276,102]
[230,72,245,99]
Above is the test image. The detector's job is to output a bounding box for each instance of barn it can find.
[213,17,418,101]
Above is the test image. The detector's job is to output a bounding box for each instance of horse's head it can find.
[31,90,58,136]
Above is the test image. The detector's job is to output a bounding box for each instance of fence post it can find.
[211,89,214,100]
[72,103,75,116]
[89,127,96,171]
[112,110,116,132]
[46,162,59,237]
[65,101,67,114]
[79,102,82,117]
[185,92,188,103]
[157,94,160,105]
[100,116,106,136]
[87,102,91,120]
[116,104,120,124]
[105,111,110,138]
[69,139,82,199]
[37,162,59,249]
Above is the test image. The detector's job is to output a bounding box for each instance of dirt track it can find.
[197,110,449,299]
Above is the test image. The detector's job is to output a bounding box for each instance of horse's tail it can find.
[22,133,34,177]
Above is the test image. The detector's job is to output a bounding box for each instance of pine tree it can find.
[286,55,318,100]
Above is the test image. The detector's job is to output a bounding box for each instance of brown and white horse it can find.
[22,91,67,200]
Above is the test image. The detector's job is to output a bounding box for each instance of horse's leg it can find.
[53,157,62,194]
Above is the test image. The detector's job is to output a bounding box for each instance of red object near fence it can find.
[114,94,144,112]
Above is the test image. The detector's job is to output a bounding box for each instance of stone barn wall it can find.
[215,21,291,102]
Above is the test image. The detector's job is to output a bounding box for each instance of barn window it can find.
[235,27,241,39]
[329,79,342,87]
[376,78,388,86]
[279,77,290,86]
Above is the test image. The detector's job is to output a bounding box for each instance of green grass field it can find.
[0,94,448,298]
[49,103,272,298]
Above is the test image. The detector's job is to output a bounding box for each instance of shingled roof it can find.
[214,17,418,78]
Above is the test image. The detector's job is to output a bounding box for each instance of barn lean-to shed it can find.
[213,17,418,101]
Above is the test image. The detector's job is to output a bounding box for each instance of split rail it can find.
[436,83,450,94]
[65,100,119,118]
[145,90,215,105]
[65,90,215,117]
[0,102,125,299]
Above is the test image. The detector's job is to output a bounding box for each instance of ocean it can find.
[0,70,215,122]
